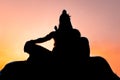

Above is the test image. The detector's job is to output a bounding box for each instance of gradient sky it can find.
[0,0,120,76]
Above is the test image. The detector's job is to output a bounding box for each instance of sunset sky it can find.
[0,0,120,76]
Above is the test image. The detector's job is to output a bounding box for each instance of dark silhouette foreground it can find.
[0,10,119,80]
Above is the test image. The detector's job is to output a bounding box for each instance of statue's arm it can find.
[32,31,55,43]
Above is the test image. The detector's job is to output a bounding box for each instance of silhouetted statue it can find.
[25,10,81,65]
[0,9,120,80]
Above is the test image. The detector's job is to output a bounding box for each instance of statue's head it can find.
[59,9,71,24]
[58,9,73,31]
